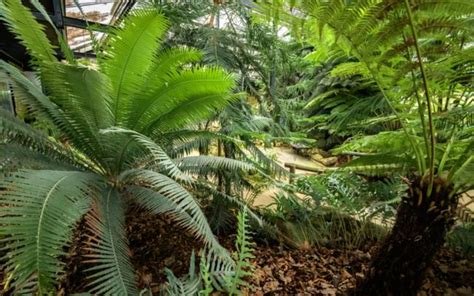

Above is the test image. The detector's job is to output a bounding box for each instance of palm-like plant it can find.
[272,0,473,294]
[0,1,251,294]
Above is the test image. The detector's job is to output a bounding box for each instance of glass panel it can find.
[66,26,105,53]
[65,0,116,25]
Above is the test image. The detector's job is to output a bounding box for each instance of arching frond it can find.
[100,9,169,123]
[29,0,75,64]
[163,129,240,158]
[121,169,230,260]
[129,67,236,132]
[0,170,98,293]
[174,156,254,174]
[0,143,75,171]
[85,188,137,295]
[0,0,56,66]
[101,127,189,181]
[0,109,81,168]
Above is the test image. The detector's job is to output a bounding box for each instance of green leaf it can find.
[121,169,229,260]
[0,170,98,293]
[100,9,169,124]
[85,188,137,295]
[0,0,56,66]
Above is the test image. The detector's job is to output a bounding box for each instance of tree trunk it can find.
[353,176,458,295]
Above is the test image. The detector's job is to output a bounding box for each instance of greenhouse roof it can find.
[0,0,135,68]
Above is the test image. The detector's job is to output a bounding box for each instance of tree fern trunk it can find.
[353,177,458,295]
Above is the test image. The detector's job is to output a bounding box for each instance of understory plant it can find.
[0,1,255,294]
[260,183,389,250]
[163,208,255,296]
[272,0,473,294]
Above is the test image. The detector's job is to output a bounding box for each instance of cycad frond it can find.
[101,127,188,181]
[121,169,229,260]
[0,143,74,171]
[164,129,239,158]
[29,0,75,64]
[100,9,169,123]
[52,64,113,131]
[0,170,97,293]
[0,0,56,66]
[85,188,137,295]
[0,61,66,131]
[130,67,236,132]
[0,109,81,168]
[174,156,254,175]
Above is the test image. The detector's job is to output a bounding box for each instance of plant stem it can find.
[402,32,430,168]
[404,0,436,195]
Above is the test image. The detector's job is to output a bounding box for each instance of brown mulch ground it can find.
[125,210,474,295]
[0,209,473,295]
[247,244,473,296]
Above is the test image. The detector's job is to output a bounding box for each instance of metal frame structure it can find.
[0,0,136,68]
[0,0,135,114]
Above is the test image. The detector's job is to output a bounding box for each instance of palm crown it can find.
[0,1,250,294]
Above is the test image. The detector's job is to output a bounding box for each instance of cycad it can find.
[0,1,250,294]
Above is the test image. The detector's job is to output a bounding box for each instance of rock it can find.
[320,157,338,166]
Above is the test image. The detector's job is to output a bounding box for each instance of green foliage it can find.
[260,191,388,249]
[0,171,96,293]
[446,223,474,256]
[0,1,249,294]
[226,208,255,295]
[162,208,255,296]
[296,172,405,216]
[285,0,474,195]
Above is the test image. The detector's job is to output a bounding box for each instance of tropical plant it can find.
[260,181,390,249]
[296,172,404,219]
[262,0,473,294]
[0,1,256,294]
[446,222,474,256]
[162,208,255,296]
[299,56,396,149]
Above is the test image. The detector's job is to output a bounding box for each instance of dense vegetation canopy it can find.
[0,0,472,295]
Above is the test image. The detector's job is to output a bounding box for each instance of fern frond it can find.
[330,61,371,79]
[340,154,412,176]
[226,208,255,295]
